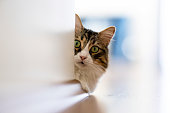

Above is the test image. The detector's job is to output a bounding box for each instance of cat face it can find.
[74,14,115,71]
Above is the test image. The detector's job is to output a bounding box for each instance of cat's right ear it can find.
[75,14,83,34]
[99,26,116,46]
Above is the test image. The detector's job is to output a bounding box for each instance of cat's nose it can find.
[80,56,87,61]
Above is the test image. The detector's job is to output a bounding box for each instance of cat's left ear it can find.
[99,26,116,46]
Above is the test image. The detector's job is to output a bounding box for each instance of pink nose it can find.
[80,56,87,61]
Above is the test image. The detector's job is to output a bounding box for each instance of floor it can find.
[0,63,160,113]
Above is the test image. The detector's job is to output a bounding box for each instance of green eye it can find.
[75,40,81,48]
[91,46,99,53]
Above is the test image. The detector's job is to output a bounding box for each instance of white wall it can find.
[0,0,74,113]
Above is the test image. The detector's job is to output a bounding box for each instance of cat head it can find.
[74,14,116,71]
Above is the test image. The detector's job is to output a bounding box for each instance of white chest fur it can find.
[74,42,105,93]
[74,63,105,93]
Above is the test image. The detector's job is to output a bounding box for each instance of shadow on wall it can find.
[0,80,88,113]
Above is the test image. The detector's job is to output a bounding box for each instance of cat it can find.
[74,14,116,93]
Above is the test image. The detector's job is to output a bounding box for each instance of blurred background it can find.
[76,0,158,63]
[75,0,169,113]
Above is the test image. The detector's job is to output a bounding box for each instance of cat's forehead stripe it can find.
[91,38,95,44]
[81,35,83,40]
[84,28,98,39]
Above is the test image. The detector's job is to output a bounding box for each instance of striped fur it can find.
[75,28,109,68]
[74,14,115,93]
